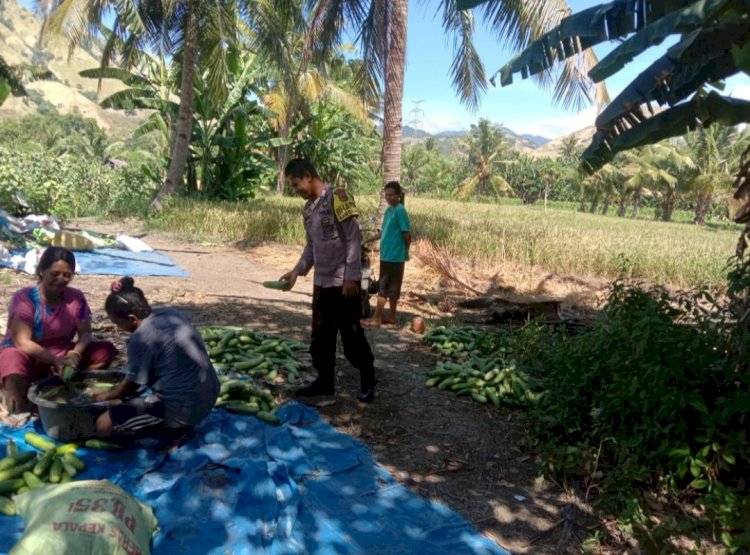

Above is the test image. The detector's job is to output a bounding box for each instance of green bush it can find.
[513,267,750,550]
[0,146,158,221]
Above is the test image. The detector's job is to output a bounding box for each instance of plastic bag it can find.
[11,480,158,555]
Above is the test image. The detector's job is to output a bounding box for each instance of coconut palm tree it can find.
[681,124,750,225]
[305,0,606,216]
[37,0,238,210]
[457,118,511,199]
[247,3,376,193]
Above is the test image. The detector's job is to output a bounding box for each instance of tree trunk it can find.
[150,0,199,211]
[378,0,408,219]
[601,195,611,215]
[276,120,291,194]
[617,196,627,217]
[661,192,675,222]
[631,190,641,218]
[578,193,586,212]
[589,194,599,214]
[694,193,711,225]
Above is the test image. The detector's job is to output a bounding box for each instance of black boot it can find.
[295,379,335,402]
[357,378,377,403]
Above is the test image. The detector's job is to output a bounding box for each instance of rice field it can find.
[148,196,741,289]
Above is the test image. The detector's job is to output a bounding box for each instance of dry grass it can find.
[149,195,739,290]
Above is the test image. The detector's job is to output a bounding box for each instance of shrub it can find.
[514,268,750,550]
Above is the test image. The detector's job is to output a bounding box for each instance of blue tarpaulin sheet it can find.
[0,402,510,555]
[0,248,188,277]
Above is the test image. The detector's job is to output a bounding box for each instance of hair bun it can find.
[119,276,135,290]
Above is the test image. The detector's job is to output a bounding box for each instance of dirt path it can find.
[0,220,604,554]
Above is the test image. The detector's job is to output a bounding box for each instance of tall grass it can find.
[148,196,740,288]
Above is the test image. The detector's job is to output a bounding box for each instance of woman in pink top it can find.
[0,247,118,414]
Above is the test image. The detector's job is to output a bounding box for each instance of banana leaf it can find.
[589,0,732,82]
[79,67,152,87]
[581,92,750,173]
[595,21,749,128]
[490,0,693,87]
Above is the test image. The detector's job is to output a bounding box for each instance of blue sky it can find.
[17,0,750,139]
[405,1,750,138]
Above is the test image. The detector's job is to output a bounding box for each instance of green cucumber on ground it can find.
[48,459,63,483]
[0,451,36,472]
[24,432,56,452]
[0,496,16,516]
[222,401,261,414]
[84,439,121,450]
[63,452,86,472]
[33,451,55,477]
[22,471,44,490]
[0,458,38,482]
[5,441,18,458]
[0,479,25,495]
[62,462,78,478]
[256,411,281,426]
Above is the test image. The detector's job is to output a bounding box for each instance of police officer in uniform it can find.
[280,159,377,403]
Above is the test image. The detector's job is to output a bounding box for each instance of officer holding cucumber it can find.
[280,158,377,403]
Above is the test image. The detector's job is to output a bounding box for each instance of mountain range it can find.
[1,0,595,157]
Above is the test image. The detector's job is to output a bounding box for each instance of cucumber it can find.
[262,280,289,290]
[0,496,16,516]
[22,471,44,490]
[24,432,56,452]
[223,401,260,414]
[63,452,86,472]
[256,411,281,426]
[0,479,25,494]
[0,458,38,482]
[49,459,63,483]
[56,443,78,456]
[62,462,78,478]
[33,451,55,477]
[5,441,18,458]
[60,473,73,484]
[62,365,76,382]
[471,392,488,404]
[486,389,501,408]
[233,357,264,371]
[0,451,36,472]
[220,381,247,396]
[84,439,121,450]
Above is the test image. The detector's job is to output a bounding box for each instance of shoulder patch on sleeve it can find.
[333,188,359,221]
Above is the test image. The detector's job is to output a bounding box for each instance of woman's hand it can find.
[50,356,67,377]
[63,350,82,369]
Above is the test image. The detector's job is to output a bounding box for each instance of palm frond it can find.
[441,2,486,112]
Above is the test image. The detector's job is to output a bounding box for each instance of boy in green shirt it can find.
[362,181,411,328]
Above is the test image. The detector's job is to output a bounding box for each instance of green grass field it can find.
[148,195,741,289]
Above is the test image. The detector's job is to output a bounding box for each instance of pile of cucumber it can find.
[0,433,88,516]
[200,326,307,383]
[423,325,541,408]
[216,378,281,425]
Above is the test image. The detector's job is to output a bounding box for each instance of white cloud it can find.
[417,114,469,135]
[503,107,598,138]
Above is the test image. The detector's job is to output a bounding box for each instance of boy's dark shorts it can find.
[108,396,167,434]
[377,261,405,300]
